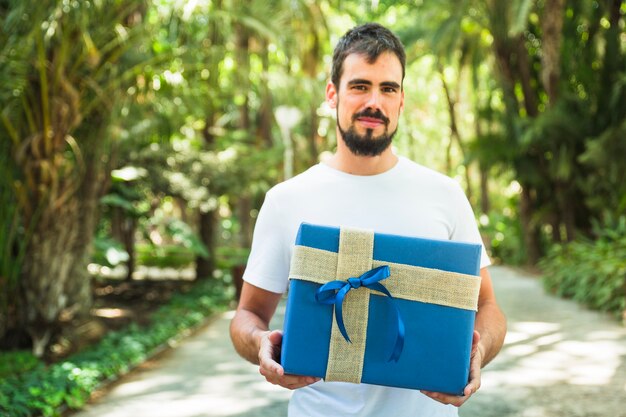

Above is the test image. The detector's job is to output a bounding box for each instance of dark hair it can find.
[331,23,406,88]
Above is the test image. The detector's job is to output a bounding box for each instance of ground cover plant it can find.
[0,278,232,417]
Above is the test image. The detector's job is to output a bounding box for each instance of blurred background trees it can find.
[1,0,625,357]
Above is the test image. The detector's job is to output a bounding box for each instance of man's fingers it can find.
[259,366,320,390]
[257,329,320,390]
[464,375,481,398]
[421,355,482,408]
[259,356,284,377]
[420,391,467,408]
[258,330,284,376]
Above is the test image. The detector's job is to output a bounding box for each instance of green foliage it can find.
[0,0,38,110]
[540,216,626,318]
[165,219,210,258]
[1,0,158,353]
[102,168,151,217]
[129,217,211,268]
[0,279,232,417]
[0,351,40,378]
[480,211,527,266]
[579,116,626,216]
[91,235,129,267]
[135,243,197,268]
[3,0,626,367]
[216,246,251,270]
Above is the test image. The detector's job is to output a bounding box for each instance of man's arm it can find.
[421,267,507,407]
[474,267,507,366]
[230,281,320,389]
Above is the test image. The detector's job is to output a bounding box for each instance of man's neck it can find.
[326,139,398,176]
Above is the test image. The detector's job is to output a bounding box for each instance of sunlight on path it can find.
[72,306,291,417]
[459,266,626,417]
[72,266,626,417]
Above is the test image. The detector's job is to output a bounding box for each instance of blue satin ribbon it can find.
[315,265,405,363]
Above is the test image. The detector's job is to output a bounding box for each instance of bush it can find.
[135,243,197,268]
[0,279,232,417]
[91,235,129,267]
[478,211,527,265]
[539,216,626,318]
[0,351,40,378]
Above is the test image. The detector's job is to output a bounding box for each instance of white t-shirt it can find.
[243,156,490,417]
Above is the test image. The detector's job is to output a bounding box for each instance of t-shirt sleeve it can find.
[242,189,291,294]
[449,183,492,269]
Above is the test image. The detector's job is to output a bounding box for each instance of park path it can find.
[70,266,626,417]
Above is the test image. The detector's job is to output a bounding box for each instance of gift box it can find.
[280,223,482,395]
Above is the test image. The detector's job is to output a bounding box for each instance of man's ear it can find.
[326,81,338,109]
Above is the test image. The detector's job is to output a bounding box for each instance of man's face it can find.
[327,51,404,156]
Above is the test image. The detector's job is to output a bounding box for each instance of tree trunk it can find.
[474,98,489,214]
[519,185,541,265]
[541,0,571,241]
[257,40,275,148]
[479,166,490,214]
[23,124,110,355]
[304,28,321,166]
[440,67,456,176]
[111,207,136,281]
[493,37,542,264]
[196,209,217,280]
[233,264,246,301]
[9,0,148,357]
[549,215,561,242]
[234,12,254,252]
[64,146,106,317]
[308,105,319,165]
[598,0,624,127]
[20,200,80,357]
[0,150,24,345]
[440,66,472,199]
[514,35,539,118]
[235,21,251,138]
[122,218,136,281]
[237,196,253,249]
[234,197,252,301]
[541,0,566,104]
[555,181,576,241]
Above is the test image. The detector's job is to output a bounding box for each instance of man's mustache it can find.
[352,109,389,125]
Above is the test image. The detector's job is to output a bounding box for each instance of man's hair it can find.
[330,23,406,88]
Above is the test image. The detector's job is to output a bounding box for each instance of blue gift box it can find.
[280,223,482,395]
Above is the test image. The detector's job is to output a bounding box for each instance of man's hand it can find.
[258,329,321,390]
[420,331,483,407]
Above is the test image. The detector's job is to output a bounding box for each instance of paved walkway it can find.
[71,266,626,417]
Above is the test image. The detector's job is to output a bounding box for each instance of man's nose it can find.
[364,90,383,110]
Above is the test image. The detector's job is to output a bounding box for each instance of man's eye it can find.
[383,87,398,93]
[352,85,367,91]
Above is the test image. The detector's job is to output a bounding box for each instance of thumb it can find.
[268,329,283,345]
[472,330,481,349]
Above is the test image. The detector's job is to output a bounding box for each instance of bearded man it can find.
[230,22,506,417]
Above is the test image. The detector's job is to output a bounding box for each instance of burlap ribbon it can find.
[289,227,482,383]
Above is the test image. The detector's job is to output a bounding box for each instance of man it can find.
[230,23,506,416]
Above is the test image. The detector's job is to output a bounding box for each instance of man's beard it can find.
[337,108,397,156]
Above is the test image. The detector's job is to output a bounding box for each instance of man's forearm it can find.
[230,308,270,365]
[475,300,506,367]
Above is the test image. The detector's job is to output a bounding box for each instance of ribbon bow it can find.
[315,265,405,362]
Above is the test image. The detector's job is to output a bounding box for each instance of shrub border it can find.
[540,238,626,320]
[0,279,233,417]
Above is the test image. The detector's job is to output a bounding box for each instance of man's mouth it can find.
[353,109,389,129]
[356,117,386,129]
